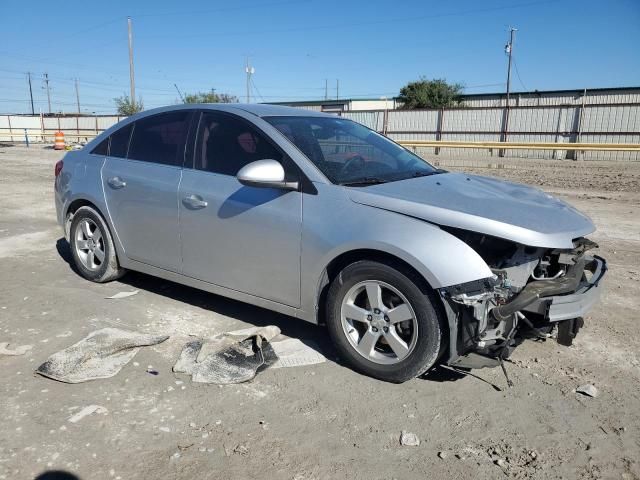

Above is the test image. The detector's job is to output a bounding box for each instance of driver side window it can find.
[195,112,283,176]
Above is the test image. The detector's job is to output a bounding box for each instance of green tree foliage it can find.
[398,78,463,109]
[183,91,239,104]
[114,95,144,115]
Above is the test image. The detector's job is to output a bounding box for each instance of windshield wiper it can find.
[412,169,446,178]
[339,177,387,187]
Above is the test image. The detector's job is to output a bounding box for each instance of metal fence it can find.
[2,104,639,161]
[0,114,125,143]
[342,103,640,161]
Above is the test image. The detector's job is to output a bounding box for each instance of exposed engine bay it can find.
[439,229,607,373]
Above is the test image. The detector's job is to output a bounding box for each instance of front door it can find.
[179,111,302,307]
[101,111,191,272]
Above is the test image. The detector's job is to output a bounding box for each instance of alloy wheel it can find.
[74,218,105,271]
[340,280,418,365]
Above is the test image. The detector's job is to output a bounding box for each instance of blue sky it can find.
[1,0,639,114]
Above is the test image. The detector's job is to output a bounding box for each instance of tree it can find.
[114,95,144,115]
[398,78,463,109]
[183,91,239,104]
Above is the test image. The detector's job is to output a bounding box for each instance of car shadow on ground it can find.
[56,238,334,359]
[34,471,80,480]
[56,237,501,389]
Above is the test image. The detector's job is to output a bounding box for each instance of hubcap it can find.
[340,280,418,365]
[74,218,105,271]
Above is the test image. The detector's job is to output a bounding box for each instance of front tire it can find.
[326,260,443,383]
[69,206,125,283]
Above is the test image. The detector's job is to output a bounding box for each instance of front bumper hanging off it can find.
[521,255,607,323]
[441,253,607,369]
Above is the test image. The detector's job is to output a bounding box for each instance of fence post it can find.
[435,108,444,155]
[499,104,510,157]
[382,108,389,135]
[575,88,588,161]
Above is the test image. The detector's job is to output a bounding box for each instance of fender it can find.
[299,189,493,322]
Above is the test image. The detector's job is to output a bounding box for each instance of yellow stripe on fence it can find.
[2,131,640,152]
[397,140,640,152]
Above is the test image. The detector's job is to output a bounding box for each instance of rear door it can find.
[179,111,302,307]
[102,111,192,272]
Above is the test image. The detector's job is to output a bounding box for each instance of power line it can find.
[512,58,528,91]
[138,0,559,41]
[250,78,265,103]
[133,0,309,18]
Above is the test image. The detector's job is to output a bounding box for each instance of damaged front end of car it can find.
[439,229,607,372]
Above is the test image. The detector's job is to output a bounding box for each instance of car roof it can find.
[229,103,328,117]
[131,103,329,119]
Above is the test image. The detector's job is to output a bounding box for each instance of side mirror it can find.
[236,159,299,191]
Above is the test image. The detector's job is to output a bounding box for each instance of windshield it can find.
[263,116,438,185]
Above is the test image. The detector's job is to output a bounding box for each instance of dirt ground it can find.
[1,145,639,480]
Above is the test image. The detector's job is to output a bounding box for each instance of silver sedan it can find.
[54,104,606,382]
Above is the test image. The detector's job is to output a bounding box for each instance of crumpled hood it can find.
[348,172,595,249]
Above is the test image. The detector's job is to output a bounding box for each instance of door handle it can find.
[107,176,127,189]
[182,194,208,209]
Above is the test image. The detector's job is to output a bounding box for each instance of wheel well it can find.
[67,198,102,216]
[317,249,433,325]
[317,248,451,360]
[64,199,104,238]
[325,249,431,292]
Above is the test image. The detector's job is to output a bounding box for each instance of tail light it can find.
[54,160,63,177]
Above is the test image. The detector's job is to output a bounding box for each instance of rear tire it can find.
[69,206,125,283]
[325,260,443,383]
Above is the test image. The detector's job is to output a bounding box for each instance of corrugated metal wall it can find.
[343,103,640,161]
[463,89,640,107]
[2,107,638,161]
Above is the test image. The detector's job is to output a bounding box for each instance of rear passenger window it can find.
[195,112,283,176]
[128,112,190,166]
[109,124,133,158]
[91,137,109,156]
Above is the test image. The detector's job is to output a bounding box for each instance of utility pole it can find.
[128,17,136,102]
[336,79,339,100]
[245,57,254,103]
[43,73,51,113]
[74,78,81,113]
[505,27,516,109]
[324,79,328,100]
[174,83,185,102]
[500,26,517,156]
[27,72,35,114]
